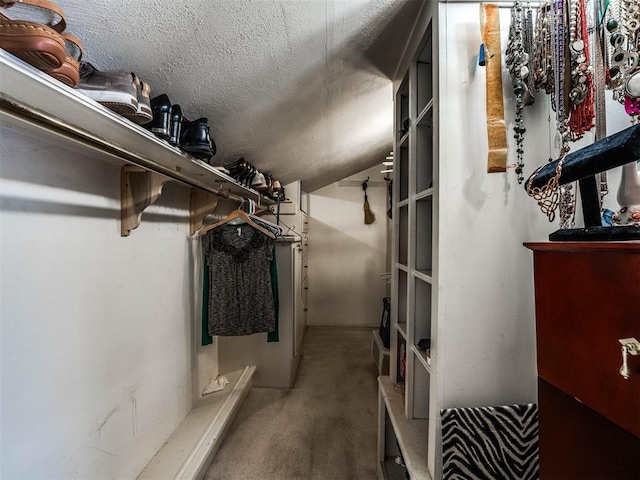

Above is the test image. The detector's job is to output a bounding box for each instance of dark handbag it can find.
[379,297,391,349]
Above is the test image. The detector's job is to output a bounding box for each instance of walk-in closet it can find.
[1,0,638,479]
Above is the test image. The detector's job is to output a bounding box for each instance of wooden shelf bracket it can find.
[189,189,223,235]
[121,166,172,236]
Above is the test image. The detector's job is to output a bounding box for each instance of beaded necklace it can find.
[506,0,536,183]
[553,0,577,228]
[533,1,556,96]
[568,0,596,139]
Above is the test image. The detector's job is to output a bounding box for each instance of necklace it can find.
[506,0,536,183]
[605,0,640,119]
[568,0,596,139]
[553,0,577,228]
[525,158,565,222]
[533,1,556,96]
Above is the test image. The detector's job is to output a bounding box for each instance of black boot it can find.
[180,117,216,161]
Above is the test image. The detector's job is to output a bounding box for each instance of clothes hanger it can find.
[250,215,284,236]
[246,202,284,236]
[199,207,276,239]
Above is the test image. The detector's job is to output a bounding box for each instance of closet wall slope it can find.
[0,127,216,479]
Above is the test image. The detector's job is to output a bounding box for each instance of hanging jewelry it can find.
[567,0,596,139]
[533,1,555,95]
[552,0,577,228]
[593,0,610,214]
[604,0,640,120]
[525,158,565,222]
[506,0,536,183]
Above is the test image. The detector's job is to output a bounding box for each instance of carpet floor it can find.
[204,326,380,480]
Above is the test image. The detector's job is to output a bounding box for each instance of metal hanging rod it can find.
[444,1,542,7]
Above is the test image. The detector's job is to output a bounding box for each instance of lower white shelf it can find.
[412,344,432,374]
[137,366,255,480]
[378,376,431,480]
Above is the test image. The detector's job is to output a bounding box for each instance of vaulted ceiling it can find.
[53,0,422,192]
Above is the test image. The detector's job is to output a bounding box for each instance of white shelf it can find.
[396,323,408,341]
[398,199,410,208]
[411,345,432,374]
[378,377,431,480]
[397,263,409,273]
[0,51,273,205]
[138,366,255,479]
[398,132,409,147]
[415,188,434,201]
[416,99,434,126]
[413,270,433,284]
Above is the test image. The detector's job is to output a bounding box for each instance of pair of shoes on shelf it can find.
[223,159,283,196]
[225,158,255,186]
[146,94,217,161]
[75,61,152,124]
[0,0,83,86]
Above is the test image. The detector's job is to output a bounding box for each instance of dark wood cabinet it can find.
[526,242,640,479]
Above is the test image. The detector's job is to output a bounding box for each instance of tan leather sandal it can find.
[45,32,82,86]
[0,0,67,70]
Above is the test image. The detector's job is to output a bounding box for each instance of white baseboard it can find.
[137,366,256,480]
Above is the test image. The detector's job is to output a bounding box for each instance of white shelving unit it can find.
[378,5,437,480]
[378,3,552,478]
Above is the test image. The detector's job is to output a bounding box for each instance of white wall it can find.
[0,127,217,479]
[307,165,389,327]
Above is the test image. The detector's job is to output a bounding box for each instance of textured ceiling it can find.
[53,0,422,192]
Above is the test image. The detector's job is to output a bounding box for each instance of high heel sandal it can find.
[226,158,248,180]
[236,164,253,185]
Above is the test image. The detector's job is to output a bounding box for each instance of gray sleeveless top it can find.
[202,224,276,336]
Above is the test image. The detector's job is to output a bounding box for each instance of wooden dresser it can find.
[525,242,640,479]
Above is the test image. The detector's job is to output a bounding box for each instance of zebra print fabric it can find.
[441,403,539,480]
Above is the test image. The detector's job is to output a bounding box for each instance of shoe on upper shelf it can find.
[145,93,173,139]
[126,73,152,125]
[251,172,268,190]
[180,117,216,162]
[75,61,137,116]
[169,104,182,146]
[44,33,82,87]
[0,0,67,71]
[1,0,84,87]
